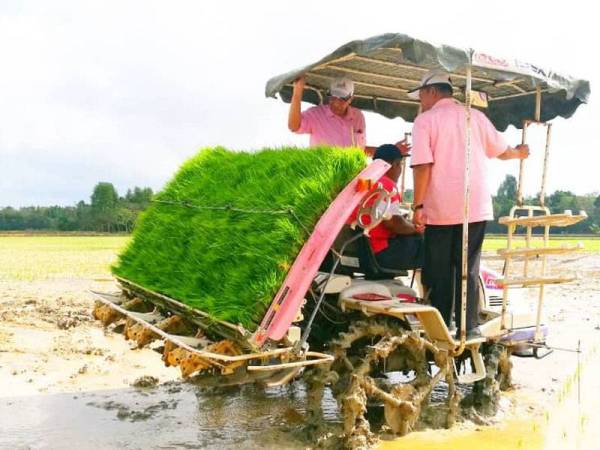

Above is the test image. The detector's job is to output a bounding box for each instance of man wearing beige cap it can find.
[288,76,407,156]
[408,70,529,339]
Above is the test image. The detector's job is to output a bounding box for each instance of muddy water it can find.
[2,350,598,450]
[0,381,339,450]
[0,372,593,450]
[0,377,478,450]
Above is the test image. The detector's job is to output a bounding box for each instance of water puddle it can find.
[0,381,337,449]
[0,378,493,449]
[3,351,598,450]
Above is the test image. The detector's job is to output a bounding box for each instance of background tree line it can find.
[0,183,153,233]
[1,176,599,234]
[402,174,599,235]
[487,175,600,234]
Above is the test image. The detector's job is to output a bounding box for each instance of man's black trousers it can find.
[423,221,486,332]
[375,234,424,270]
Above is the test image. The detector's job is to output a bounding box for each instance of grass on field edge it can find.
[0,231,129,237]
[1,234,597,283]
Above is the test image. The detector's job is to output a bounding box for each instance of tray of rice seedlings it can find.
[91,146,367,380]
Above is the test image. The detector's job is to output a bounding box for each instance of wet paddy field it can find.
[2,235,600,449]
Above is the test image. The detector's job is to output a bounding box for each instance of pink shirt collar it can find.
[431,97,462,109]
[430,97,460,111]
[325,104,355,121]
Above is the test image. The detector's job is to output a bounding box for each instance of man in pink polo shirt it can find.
[409,70,529,339]
[288,76,404,156]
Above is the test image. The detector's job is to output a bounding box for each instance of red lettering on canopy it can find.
[474,53,509,68]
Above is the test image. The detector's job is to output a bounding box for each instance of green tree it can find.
[489,175,517,232]
[546,190,577,213]
[91,182,119,211]
[91,182,119,231]
[591,195,600,234]
[115,207,137,232]
[0,182,153,233]
[496,174,517,201]
[124,186,154,210]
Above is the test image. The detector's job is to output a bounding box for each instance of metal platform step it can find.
[498,275,577,287]
[497,243,583,257]
[498,211,587,228]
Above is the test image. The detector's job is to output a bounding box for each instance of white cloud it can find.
[1,0,598,207]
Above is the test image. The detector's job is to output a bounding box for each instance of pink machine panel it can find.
[252,160,390,346]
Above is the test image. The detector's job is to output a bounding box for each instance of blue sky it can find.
[1,0,597,207]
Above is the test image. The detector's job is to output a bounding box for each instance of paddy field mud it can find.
[1,235,599,449]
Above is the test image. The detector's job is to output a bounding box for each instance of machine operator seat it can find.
[321,226,408,280]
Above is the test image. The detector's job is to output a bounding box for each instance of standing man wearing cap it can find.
[288,76,408,156]
[408,70,529,339]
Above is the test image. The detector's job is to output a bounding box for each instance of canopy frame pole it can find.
[352,55,496,84]
[523,88,544,277]
[489,88,550,102]
[535,221,551,342]
[535,86,542,121]
[456,64,473,356]
[289,84,323,105]
[400,132,411,200]
[516,87,542,206]
[535,89,550,343]
[314,87,324,105]
[500,219,515,330]
[517,122,528,206]
[308,72,410,94]
[539,123,553,207]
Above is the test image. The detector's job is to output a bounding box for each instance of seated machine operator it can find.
[354,144,424,271]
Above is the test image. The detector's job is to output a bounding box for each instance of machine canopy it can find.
[265,33,590,130]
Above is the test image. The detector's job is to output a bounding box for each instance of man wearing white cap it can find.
[288,76,407,156]
[408,70,529,339]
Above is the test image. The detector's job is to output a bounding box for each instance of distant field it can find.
[0,235,129,281]
[483,235,600,252]
[0,234,597,282]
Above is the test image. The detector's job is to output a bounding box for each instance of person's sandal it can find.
[466,327,482,341]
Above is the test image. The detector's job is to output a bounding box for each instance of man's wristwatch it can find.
[411,203,424,212]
